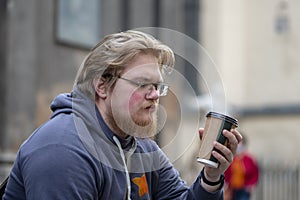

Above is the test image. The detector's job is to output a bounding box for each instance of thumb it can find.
[198,128,204,140]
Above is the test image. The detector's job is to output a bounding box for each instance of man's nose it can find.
[146,85,159,100]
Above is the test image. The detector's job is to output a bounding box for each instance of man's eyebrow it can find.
[135,77,151,81]
[134,77,164,83]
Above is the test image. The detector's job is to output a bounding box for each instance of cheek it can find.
[128,92,144,110]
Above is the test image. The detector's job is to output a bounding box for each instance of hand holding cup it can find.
[197,112,239,168]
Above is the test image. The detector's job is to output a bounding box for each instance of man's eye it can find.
[139,83,148,88]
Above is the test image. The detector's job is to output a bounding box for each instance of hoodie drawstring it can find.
[113,136,132,200]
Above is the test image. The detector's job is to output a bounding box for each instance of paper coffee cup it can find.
[197,111,238,168]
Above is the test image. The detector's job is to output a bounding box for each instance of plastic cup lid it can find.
[206,111,238,127]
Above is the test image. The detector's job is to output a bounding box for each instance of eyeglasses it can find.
[116,76,169,96]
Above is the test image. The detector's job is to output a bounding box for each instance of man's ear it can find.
[94,77,108,99]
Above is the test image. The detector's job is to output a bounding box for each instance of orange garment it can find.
[230,156,246,189]
[225,152,259,189]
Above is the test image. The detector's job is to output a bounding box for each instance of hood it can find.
[49,89,132,147]
[49,88,138,171]
[50,93,73,118]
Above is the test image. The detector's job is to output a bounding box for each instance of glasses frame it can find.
[116,76,169,97]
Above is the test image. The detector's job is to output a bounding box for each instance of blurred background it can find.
[0,0,300,199]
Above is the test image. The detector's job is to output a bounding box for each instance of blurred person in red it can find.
[224,134,259,200]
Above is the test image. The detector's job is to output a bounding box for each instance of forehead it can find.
[122,53,161,78]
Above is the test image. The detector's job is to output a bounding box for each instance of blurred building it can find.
[201,0,300,164]
[0,0,300,193]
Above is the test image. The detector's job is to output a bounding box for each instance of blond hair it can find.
[74,30,175,100]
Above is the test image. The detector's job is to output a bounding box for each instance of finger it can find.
[223,130,238,145]
[198,128,204,140]
[231,129,243,144]
[223,130,239,153]
[211,149,231,170]
[213,141,234,163]
[224,129,243,157]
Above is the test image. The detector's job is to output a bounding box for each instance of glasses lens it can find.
[159,85,168,96]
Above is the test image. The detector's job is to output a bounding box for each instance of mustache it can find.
[144,101,158,109]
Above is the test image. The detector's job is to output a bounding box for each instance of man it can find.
[4,30,242,199]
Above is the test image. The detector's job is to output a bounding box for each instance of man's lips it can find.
[145,104,156,112]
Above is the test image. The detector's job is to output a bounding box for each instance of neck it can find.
[95,101,129,139]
